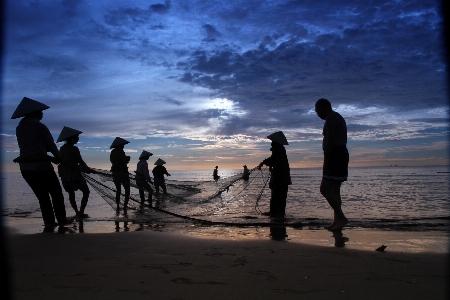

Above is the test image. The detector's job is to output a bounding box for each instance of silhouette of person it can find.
[110,137,131,212]
[56,126,93,218]
[11,97,72,228]
[315,98,349,231]
[242,165,251,181]
[213,166,220,181]
[258,131,291,217]
[135,150,154,206]
[152,158,171,195]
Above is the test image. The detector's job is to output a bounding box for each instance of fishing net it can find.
[81,166,286,226]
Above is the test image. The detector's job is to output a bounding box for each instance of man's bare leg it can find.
[324,211,337,229]
[68,191,78,215]
[320,178,347,231]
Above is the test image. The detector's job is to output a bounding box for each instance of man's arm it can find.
[323,119,337,175]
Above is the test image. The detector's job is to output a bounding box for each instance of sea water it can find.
[1,166,449,232]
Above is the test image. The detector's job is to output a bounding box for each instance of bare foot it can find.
[330,218,348,231]
[324,221,336,230]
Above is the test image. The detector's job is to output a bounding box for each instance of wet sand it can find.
[5,224,450,300]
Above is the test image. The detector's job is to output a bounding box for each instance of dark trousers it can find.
[154,183,167,194]
[270,185,288,216]
[21,170,67,225]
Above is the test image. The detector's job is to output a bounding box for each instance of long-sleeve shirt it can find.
[58,144,89,178]
[152,165,170,183]
[110,148,129,173]
[136,160,152,181]
[16,116,59,171]
[261,143,291,187]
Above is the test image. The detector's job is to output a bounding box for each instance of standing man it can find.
[135,150,154,206]
[57,126,92,218]
[315,98,349,231]
[110,137,131,212]
[12,97,71,228]
[258,131,291,217]
[152,158,171,195]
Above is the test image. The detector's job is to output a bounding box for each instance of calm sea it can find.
[2,166,449,232]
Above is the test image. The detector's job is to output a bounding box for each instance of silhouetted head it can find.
[26,110,44,121]
[11,97,49,119]
[57,126,83,143]
[139,150,153,160]
[154,158,166,165]
[267,131,288,145]
[215,166,218,169]
[110,137,130,149]
[315,98,333,120]
[66,135,80,145]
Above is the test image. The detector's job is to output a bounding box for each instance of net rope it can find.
[82,167,302,227]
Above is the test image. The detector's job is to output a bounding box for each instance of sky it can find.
[1,0,449,172]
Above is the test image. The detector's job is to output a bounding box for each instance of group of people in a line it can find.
[12,97,172,228]
[12,97,349,232]
[108,136,171,213]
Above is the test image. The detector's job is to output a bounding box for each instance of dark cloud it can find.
[201,24,221,42]
[408,118,449,124]
[160,96,185,106]
[62,0,83,17]
[103,7,152,27]
[2,0,447,161]
[150,0,172,14]
[17,54,89,79]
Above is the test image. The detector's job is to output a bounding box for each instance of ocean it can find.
[2,166,449,233]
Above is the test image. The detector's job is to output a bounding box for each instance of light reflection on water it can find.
[2,166,449,232]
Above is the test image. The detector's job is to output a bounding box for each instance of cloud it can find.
[201,24,221,42]
[1,0,447,169]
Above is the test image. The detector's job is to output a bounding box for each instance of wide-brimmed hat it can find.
[154,158,166,165]
[57,126,83,143]
[110,137,130,148]
[11,97,50,119]
[139,150,153,159]
[267,131,289,145]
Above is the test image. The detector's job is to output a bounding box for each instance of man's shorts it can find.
[113,172,131,187]
[61,176,87,192]
[323,146,349,182]
[136,178,153,193]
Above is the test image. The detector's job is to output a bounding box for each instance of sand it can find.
[4,225,449,300]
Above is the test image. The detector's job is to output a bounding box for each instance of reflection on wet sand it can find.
[269,226,288,241]
[332,231,349,247]
[115,221,129,232]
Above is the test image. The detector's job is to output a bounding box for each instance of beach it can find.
[3,166,449,299]
[5,224,449,300]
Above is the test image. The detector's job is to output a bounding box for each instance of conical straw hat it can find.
[57,126,83,143]
[267,131,289,145]
[110,137,130,148]
[139,150,153,159]
[154,158,166,165]
[11,97,50,119]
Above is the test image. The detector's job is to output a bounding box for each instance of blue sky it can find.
[1,0,448,171]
